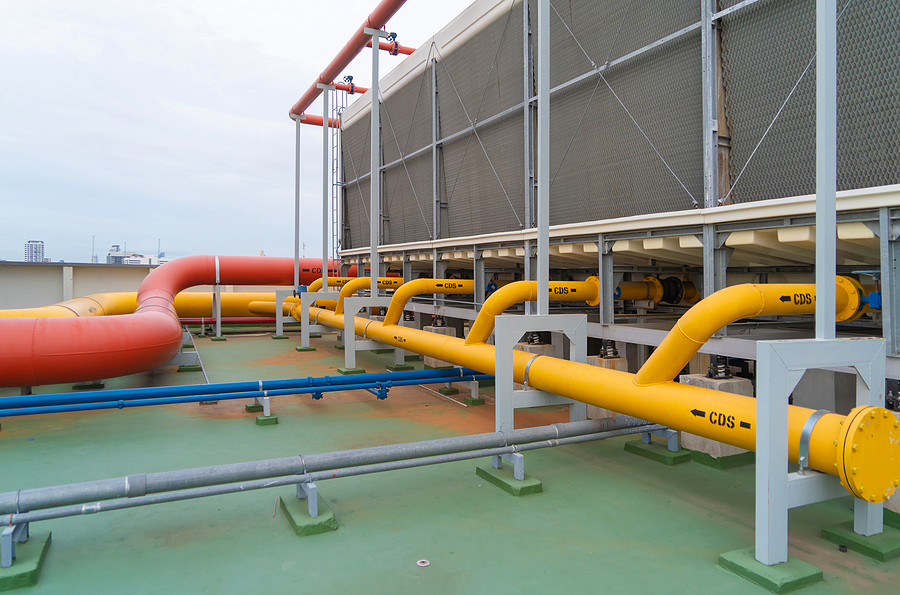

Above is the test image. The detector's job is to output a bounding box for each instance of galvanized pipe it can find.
[4,422,659,526]
[0,416,645,515]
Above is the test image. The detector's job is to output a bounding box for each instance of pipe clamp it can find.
[523,355,541,388]
[125,474,147,498]
[363,320,374,338]
[798,409,829,474]
[214,255,220,285]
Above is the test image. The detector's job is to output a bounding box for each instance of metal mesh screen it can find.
[343,177,370,249]
[720,0,900,203]
[546,0,702,224]
[383,153,432,244]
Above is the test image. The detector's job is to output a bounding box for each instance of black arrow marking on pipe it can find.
[779,295,791,303]
[691,409,706,418]
[740,421,751,429]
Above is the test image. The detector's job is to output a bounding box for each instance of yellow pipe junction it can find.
[332,277,403,315]
[303,277,898,502]
[382,279,475,325]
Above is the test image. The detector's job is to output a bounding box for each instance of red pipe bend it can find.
[0,256,323,387]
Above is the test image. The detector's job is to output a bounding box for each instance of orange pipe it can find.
[288,0,408,118]
[365,39,415,55]
[0,256,317,387]
[332,82,369,94]
[296,114,340,128]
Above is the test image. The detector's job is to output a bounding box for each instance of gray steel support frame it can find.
[597,235,618,326]
[296,481,318,518]
[300,292,333,348]
[701,0,719,209]
[474,250,485,307]
[494,314,588,434]
[274,289,294,338]
[342,296,402,370]
[292,115,301,291]
[879,207,899,356]
[535,0,549,316]
[365,28,392,297]
[318,84,336,291]
[815,0,837,340]
[493,313,588,478]
[1,522,28,568]
[755,338,885,566]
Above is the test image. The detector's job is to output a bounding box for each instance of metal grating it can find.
[720,0,900,203]
[383,153,432,244]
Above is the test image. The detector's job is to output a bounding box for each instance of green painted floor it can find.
[1,331,898,594]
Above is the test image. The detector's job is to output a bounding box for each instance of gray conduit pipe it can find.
[0,416,648,515]
[6,423,662,526]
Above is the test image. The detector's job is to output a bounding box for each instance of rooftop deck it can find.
[1,328,896,594]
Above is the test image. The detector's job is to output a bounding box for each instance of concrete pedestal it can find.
[679,374,755,469]
[585,356,628,419]
[423,326,457,369]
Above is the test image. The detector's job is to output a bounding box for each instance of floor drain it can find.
[416,560,430,567]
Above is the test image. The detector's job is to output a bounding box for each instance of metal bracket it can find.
[1,522,28,568]
[296,481,318,518]
[492,452,525,481]
[641,428,679,453]
[797,409,829,474]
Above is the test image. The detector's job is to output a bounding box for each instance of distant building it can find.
[24,240,44,262]
[107,245,169,266]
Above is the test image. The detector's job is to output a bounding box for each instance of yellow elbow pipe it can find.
[308,277,356,293]
[634,276,863,386]
[382,279,475,326]
[465,278,599,345]
[333,277,403,315]
[305,274,897,502]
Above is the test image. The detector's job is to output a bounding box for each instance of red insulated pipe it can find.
[288,0,408,118]
[365,39,415,55]
[0,256,351,387]
[297,114,340,128]
[333,82,369,94]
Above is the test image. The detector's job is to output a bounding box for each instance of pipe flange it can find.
[836,406,900,502]
[643,276,664,303]
[836,275,865,322]
[659,277,685,305]
[584,276,600,307]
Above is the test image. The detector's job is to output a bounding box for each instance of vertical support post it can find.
[880,207,898,356]
[293,115,302,292]
[755,343,795,566]
[815,0,837,340]
[366,28,391,298]
[432,57,440,242]
[535,0,550,316]
[474,250,485,307]
[701,0,718,210]
[853,343,886,536]
[402,254,412,285]
[214,255,222,338]
[318,84,336,292]
[599,234,614,326]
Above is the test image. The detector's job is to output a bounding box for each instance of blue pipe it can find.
[0,375,493,418]
[0,368,483,410]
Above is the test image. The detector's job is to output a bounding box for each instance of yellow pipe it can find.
[634,276,862,386]
[382,279,475,326]
[332,277,403,315]
[0,293,137,318]
[307,277,356,293]
[306,277,897,502]
[616,278,664,302]
[465,278,599,345]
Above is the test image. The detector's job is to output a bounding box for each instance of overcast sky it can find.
[0,0,464,263]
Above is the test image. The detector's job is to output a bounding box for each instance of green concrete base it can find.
[245,403,263,413]
[256,415,278,426]
[373,348,394,354]
[424,364,453,370]
[404,354,421,362]
[624,440,692,466]
[0,532,51,592]
[295,346,316,352]
[478,378,494,388]
[886,509,900,530]
[821,521,900,562]
[690,449,755,471]
[337,367,365,375]
[177,365,202,373]
[271,335,289,340]
[464,396,485,406]
[719,548,822,594]
[279,493,337,537]
[475,465,542,497]
[72,382,104,391]
[438,386,459,396]
[335,345,345,351]
[210,337,227,342]
[308,333,322,338]
[386,364,415,372]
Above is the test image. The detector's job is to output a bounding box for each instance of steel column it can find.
[701,0,719,209]
[535,0,550,316]
[815,0,837,339]
[293,116,301,291]
[880,208,899,356]
[318,84,335,290]
[366,28,391,297]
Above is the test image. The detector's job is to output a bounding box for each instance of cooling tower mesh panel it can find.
[383,152,433,244]
[435,1,524,139]
[342,116,371,180]
[543,0,701,89]
[548,29,702,224]
[442,115,526,238]
[343,177,370,250]
[720,0,900,203]
[380,65,433,166]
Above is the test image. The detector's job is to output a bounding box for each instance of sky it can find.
[0,0,465,263]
